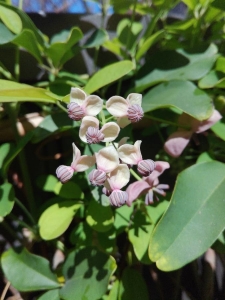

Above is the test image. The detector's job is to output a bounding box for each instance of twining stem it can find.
[130,168,142,181]
[5,103,36,217]
[14,197,36,225]
[0,281,11,300]
[57,101,68,113]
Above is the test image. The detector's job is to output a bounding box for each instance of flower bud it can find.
[137,159,155,177]
[109,190,128,207]
[67,103,85,121]
[127,104,144,123]
[86,126,104,144]
[56,165,74,183]
[88,169,106,186]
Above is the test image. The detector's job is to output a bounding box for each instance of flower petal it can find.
[106,96,128,117]
[107,164,130,190]
[95,146,119,173]
[118,140,142,165]
[101,122,120,142]
[79,116,99,143]
[83,95,103,116]
[195,109,222,133]
[71,143,81,169]
[117,116,131,128]
[75,155,96,172]
[164,130,192,157]
[126,180,150,206]
[70,87,86,105]
[126,93,142,106]
[146,161,170,185]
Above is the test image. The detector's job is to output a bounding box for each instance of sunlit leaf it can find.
[0,4,22,34]
[0,183,15,217]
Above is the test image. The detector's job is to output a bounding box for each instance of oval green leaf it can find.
[149,161,225,271]
[85,60,133,94]
[0,5,22,34]
[143,80,213,120]
[38,201,81,240]
[86,199,114,232]
[37,289,60,300]
[1,247,60,291]
[83,28,108,48]
[0,183,15,217]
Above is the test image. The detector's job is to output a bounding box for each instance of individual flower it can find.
[104,164,130,207]
[164,109,222,157]
[118,140,155,177]
[126,161,170,206]
[56,143,95,183]
[79,116,120,144]
[88,146,119,186]
[106,93,144,128]
[67,87,103,121]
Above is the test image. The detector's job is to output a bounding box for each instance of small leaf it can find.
[198,70,225,89]
[1,247,60,291]
[149,161,225,271]
[143,80,213,120]
[85,60,133,94]
[83,28,108,48]
[211,120,225,141]
[0,183,15,217]
[0,22,15,44]
[54,182,83,199]
[60,247,116,300]
[0,5,22,34]
[86,199,114,232]
[196,152,214,163]
[36,175,58,192]
[38,201,81,240]
[37,289,61,300]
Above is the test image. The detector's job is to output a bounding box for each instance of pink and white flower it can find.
[79,116,120,144]
[67,88,103,121]
[126,161,170,206]
[106,93,144,128]
[164,109,222,157]
[56,143,95,183]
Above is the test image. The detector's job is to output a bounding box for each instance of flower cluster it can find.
[56,88,170,207]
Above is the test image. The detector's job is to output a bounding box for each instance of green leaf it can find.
[0,22,15,44]
[128,210,153,264]
[196,152,214,163]
[85,60,133,94]
[136,30,164,61]
[86,199,114,232]
[36,175,58,192]
[146,199,169,224]
[0,4,22,34]
[46,27,83,67]
[198,70,225,89]
[114,205,132,234]
[83,28,108,48]
[119,267,149,300]
[37,289,60,300]
[135,44,218,92]
[149,161,225,271]
[182,0,197,10]
[38,201,81,240]
[211,120,225,141]
[70,222,93,246]
[54,181,84,199]
[1,247,60,291]
[143,80,213,120]
[0,80,58,103]
[32,112,77,143]
[0,143,10,169]
[0,183,15,217]
[60,247,116,300]
[216,56,225,73]
[13,29,42,63]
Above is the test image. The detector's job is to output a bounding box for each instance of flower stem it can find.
[130,168,142,181]
[14,197,36,225]
[57,101,68,113]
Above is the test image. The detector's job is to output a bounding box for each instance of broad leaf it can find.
[38,201,81,240]
[54,181,84,199]
[85,60,133,94]
[86,199,114,232]
[149,161,225,271]
[142,80,213,120]
[60,247,116,300]
[0,4,22,34]
[198,70,225,89]
[38,289,61,300]
[0,22,15,44]
[1,247,60,291]
[211,120,225,141]
[0,183,15,217]
[36,175,58,192]
[83,28,108,48]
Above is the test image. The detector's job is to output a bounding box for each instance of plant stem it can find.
[14,48,20,82]
[130,168,142,181]
[14,197,36,225]
[0,281,11,300]
[56,101,68,113]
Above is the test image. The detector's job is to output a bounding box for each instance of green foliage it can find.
[0,0,225,298]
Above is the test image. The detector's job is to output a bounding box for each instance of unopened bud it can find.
[88,169,106,186]
[67,103,85,121]
[127,104,144,123]
[86,126,104,144]
[137,159,155,177]
[56,165,74,183]
[109,190,128,207]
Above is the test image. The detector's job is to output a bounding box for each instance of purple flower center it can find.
[88,169,106,186]
[109,190,128,207]
[86,126,104,144]
[67,103,85,121]
[56,165,74,183]
[127,104,144,123]
[137,159,155,177]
